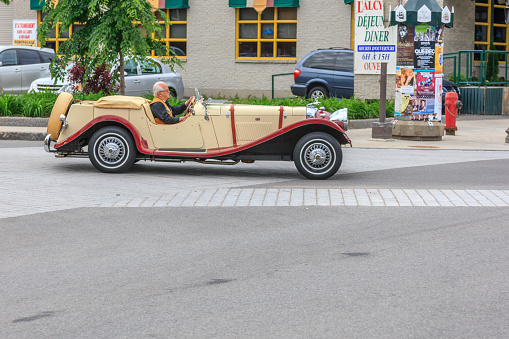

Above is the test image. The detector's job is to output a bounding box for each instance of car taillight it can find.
[294,69,301,79]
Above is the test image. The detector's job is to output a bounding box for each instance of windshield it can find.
[194,88,203,101]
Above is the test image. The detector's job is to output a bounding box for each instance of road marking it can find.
[1,189,508,219]
[132,188,507,208]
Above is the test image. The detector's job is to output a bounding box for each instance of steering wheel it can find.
[186,96,197,116]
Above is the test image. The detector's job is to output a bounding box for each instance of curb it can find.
[0,131,46,141]
[348,118,394,129]
[0,117,49,127]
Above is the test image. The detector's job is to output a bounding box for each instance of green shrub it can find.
[0,92,395,120]
[0,93,20,116]
[486,40,500,82]
[446,73,467,83]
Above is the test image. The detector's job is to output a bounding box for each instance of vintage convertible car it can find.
[44,90,351,179]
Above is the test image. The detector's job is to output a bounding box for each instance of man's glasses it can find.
[159,89,170,93]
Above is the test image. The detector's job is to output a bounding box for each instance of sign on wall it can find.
[13,20,38,47]
[354,0,397,74]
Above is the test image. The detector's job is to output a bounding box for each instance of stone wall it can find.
[182,0,352,98]
[354,74,397,100]
[0,0,36,45]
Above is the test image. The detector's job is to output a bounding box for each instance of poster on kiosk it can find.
[395,23,445,121]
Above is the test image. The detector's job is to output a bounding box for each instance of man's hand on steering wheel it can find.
[179,96,196,122]
[185,96,196,108]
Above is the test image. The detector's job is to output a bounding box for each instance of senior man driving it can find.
[150,81,195,124]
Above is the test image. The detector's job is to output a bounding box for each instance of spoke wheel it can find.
[89,127,136,173]
[293,132,342,180]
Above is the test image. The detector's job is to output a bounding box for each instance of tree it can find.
[486,39,500,83]
[37,0,180,95]
[0,0,11,4]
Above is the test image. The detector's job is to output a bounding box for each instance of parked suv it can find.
[0,46,55,93]
[291,48,354,99]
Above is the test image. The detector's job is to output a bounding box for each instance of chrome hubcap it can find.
[98,137,125,164]
[311,91,324,99]
[304,143,331,169]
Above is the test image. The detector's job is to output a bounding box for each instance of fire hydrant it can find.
[444,92,462,135]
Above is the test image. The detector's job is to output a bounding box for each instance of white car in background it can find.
[0,45,55,93]
[29,57,184,99]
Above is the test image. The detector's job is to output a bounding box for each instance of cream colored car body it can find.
[45,93,350,179]
[56,97,307,150]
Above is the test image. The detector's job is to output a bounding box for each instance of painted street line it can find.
[3,188,508,220]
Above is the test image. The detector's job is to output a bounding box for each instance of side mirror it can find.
[124,71,127,76]
[0,61,3,67]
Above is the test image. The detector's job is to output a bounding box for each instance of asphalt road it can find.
[1,141,509,338]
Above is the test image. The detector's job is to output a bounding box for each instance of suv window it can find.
[0,50,17,66]
[40,51,54,63]
[335,53,354,73]
[303,52,338,71]
[19,49,42,65]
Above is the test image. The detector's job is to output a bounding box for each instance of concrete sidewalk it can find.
[1,115,508,150]
[349,115,509,151]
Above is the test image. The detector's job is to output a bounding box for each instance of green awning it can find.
[30,0,44,10]
[229,0,299,8]
[30,0,189,11]
[344,0,354,4]
[390,0,454,28]
[164,0,189,9]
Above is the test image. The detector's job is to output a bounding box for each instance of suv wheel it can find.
[307,86,328,99]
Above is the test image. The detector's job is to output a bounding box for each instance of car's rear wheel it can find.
[307,86,328,99]
[293,132,342,180]
[89,126,137,173]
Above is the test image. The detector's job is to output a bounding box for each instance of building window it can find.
[38,11,77,53]
[153,8,187,59]
[236,7,297,59]
[37,9,187,59]
[474,0,508,62]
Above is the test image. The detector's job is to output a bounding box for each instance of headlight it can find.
[330,108,348,122]
[306,103,318,117]
[29,81,38,93]
[59,84,70,93]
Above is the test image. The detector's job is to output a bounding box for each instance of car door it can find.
[0,49,21,93]
[333,51,354,98]
[18,49,47,92]
[123,59,141,96]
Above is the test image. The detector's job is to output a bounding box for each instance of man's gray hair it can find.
[153,81,166,97]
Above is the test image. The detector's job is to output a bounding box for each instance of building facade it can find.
[0,0,500,99]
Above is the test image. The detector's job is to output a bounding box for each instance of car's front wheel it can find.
[307,86,328,99]
[89,127,137,173]
[293,132,342,180]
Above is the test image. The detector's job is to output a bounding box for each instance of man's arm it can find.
[167,103,187,116]
[150,102,180,124]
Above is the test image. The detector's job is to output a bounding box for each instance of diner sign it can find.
[354,0,397,74]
